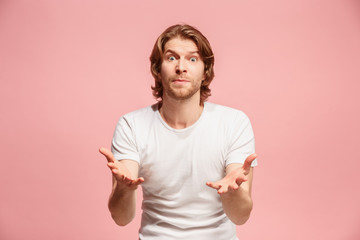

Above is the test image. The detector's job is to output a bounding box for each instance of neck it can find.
[159,94,204,129]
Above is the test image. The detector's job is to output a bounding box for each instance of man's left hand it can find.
[206,153,257,194]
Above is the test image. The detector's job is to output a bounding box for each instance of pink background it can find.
[1,0,360,239]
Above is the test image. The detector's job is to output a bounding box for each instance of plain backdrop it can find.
[1,0,360,239]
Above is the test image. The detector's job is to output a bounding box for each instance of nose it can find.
[175,58,187,74]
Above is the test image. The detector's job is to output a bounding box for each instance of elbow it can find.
[231,201,253,225]
[109,204,135,226]
[114,219,130,227]
[111,213,134,226]
[232,214,251,225]
[108,199,136,226]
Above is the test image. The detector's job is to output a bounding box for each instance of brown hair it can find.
[150,24,215,104]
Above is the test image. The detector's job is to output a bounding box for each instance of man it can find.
[99,24,257,240]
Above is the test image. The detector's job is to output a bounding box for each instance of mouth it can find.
[172,79,189,83]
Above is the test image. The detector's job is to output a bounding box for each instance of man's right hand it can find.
[99,147,144,190]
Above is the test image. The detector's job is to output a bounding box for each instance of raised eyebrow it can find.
[188,51,200,55]
[164,49,179,56]
[164,49,200,56]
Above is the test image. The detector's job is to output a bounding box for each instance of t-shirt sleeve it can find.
[225,112,258,167]
[111,116,140,163]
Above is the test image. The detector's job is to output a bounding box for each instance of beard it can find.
[163,79,202,101]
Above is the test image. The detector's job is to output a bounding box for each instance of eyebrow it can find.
[164,49,200,55]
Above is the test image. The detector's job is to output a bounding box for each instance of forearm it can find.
[221,186,253,225]
[108,182,137,226]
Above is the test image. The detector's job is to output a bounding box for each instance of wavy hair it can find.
[150,24,215,104]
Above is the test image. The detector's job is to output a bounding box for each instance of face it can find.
[158,37,205,102]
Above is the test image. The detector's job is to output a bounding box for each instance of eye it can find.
[168,56,176,61]
[190,57,197,62]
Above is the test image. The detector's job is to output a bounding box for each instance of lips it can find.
[173,79,189,83]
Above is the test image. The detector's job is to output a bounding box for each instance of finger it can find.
[108,163,117,173]
[242,153,257,171]
[112,169,126,181]
[107,162,121,174]
[230,183,239,191]
[206,181,221,190]
[123,176,134,183]
[218,185,229,194]
[235,178,247,185]
[107,162,115,168]
[235,175,248,185]
[131,177,145,185]
[99,147,116,163]
[111,168,121,176]
[107,161,122,168]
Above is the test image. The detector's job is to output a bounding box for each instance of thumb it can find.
[243,153,257,172]
[99,147,115,163]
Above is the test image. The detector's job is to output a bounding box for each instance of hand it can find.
[99,147,144,190]
[206,153,257,194]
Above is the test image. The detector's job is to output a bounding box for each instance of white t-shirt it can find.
[111,102,257,240]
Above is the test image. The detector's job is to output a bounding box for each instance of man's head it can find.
[150,24,215,104]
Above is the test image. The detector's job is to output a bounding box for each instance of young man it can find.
[99,24,257,240]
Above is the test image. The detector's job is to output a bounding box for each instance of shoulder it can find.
[204,102,250,123]
[121,104,158,121]
[116,104,158,130]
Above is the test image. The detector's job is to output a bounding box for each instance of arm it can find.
[206,153,256,225]
[99,147,144,226]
